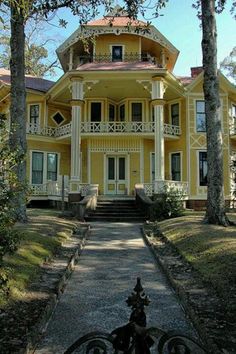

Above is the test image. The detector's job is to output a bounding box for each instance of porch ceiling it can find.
[52,78,181,103]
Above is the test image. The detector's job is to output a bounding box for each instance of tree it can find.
[0,19,59,77]
[220,46,236,83]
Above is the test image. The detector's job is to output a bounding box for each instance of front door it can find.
[106,156,126,195]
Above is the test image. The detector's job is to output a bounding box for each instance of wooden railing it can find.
[27,122,181,138]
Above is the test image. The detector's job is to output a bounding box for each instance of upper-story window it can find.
[109,104,115,121]
[112,46,123,62]
[91,102,102,122]
[119,104,125,121]
[29,104,40,125]
[132,103,142,122]
[196,100,206,132]
[171,103,179,126]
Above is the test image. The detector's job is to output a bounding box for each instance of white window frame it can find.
[129,100,144,122]
[30,150,60,185]
[89,100,104,122]
[51,111,66,126]
[169,151,182,181]
[28,103,41,125]
[195,99,206,133]
[197,150,207,187]
[109,44,125,62]
[169,100,181,128]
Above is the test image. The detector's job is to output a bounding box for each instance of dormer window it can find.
[52,112,65,126]
[112,46,123,62]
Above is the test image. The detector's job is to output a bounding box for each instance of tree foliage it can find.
[220,46,236,83]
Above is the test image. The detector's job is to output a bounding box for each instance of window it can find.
[32,152,43,184]
[171,153,181,181]
[171,103,179,126]
[52,112,64,125]
[132,103,142,122]
[199,152,207,186]
[119,104,125,121]
[47,153,58,181]
[29,104,39,125]
[109,104,115,121]
[196,100,206,132]
[112,46,123,62]
[91,102,101,122]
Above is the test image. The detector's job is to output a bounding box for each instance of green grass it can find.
[0,209,77,307]
[154,214,236,301]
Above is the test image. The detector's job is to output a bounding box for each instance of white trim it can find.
[27,103,42,125]
[169,151,182,181]
[169,99,181,128]
[30,150,60,185]
[51,110,66,126]
[197,149,207,188]
[109,44,125,61]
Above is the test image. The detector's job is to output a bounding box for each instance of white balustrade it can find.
[27,121,181,137]
[141,180,188,197]
[55,123,72,137]
[30,184,48,195]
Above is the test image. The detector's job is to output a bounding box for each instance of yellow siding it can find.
[130,152,140,194]
[48,104,71,127]
[91,152,104,194]
[143,139,154,183]
[95,34,140,55]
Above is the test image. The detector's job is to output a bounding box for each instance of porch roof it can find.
[76,61,159,71]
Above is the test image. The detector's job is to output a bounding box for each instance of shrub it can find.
[150,186,185,221]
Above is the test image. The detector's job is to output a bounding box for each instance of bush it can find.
[150,186,185,221]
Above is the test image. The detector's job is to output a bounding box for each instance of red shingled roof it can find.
[177,76,194,86]
[0,68,54,93]
[87,16,146,27]
[76,61,160,71]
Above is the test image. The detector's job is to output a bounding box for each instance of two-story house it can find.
[1,7,236,209]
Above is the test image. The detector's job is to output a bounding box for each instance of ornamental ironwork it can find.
[64,278,208,354]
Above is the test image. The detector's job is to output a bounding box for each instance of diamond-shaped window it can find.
[52,112,65,125]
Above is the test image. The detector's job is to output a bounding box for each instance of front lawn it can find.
[147,213,236,309]
[0,209,78,307]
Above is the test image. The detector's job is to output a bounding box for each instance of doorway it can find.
[106,155,127,195]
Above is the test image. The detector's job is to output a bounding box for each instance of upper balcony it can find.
[78,52,161,67]
[26,121,181,139]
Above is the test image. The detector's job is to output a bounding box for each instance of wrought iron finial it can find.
[126,277,150,327]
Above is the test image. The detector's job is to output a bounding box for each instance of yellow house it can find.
[1,8,236,210]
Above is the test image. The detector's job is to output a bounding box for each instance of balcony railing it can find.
[79,52,160,65]
[26,122,181,137]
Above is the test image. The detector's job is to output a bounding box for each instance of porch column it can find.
[70,79,84,193]
[152,78,166,193]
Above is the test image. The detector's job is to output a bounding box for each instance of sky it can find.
[48,0,236,80]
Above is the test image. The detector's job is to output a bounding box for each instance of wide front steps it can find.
[85,198,146,222]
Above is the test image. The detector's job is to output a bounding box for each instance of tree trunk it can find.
[9,5,27,222]
[201,0,229,226]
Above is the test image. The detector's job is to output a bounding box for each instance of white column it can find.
[152,78,166,193]
[70,79,84,193]
[69,47,74,71]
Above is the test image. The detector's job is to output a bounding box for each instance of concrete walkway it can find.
[35,222,196,354]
